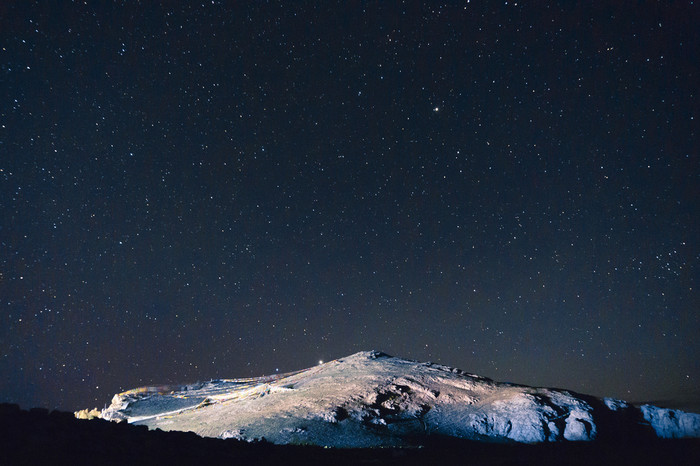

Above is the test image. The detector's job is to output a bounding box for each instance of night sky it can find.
[1,1,698,413]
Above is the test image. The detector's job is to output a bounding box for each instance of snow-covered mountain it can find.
[92,351,700,447]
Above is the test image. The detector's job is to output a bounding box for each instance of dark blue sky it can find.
[1,1,698,412]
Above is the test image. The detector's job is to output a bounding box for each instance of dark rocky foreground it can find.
[1,403,699,466]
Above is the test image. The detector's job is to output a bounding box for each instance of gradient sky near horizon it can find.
[1,1,698,412]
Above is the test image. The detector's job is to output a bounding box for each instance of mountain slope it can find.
[93,351,700,447]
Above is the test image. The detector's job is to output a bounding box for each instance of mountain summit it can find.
[91,351,700,447]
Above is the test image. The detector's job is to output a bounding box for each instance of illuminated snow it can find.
[95,351,700,447]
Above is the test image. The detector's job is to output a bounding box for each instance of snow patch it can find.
[640,405,700,439]
[603,398,629,411]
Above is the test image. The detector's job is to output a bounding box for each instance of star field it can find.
[1,1,698,412]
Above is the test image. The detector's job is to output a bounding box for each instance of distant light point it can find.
[433,106,439,112]
[318,360,324,365]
